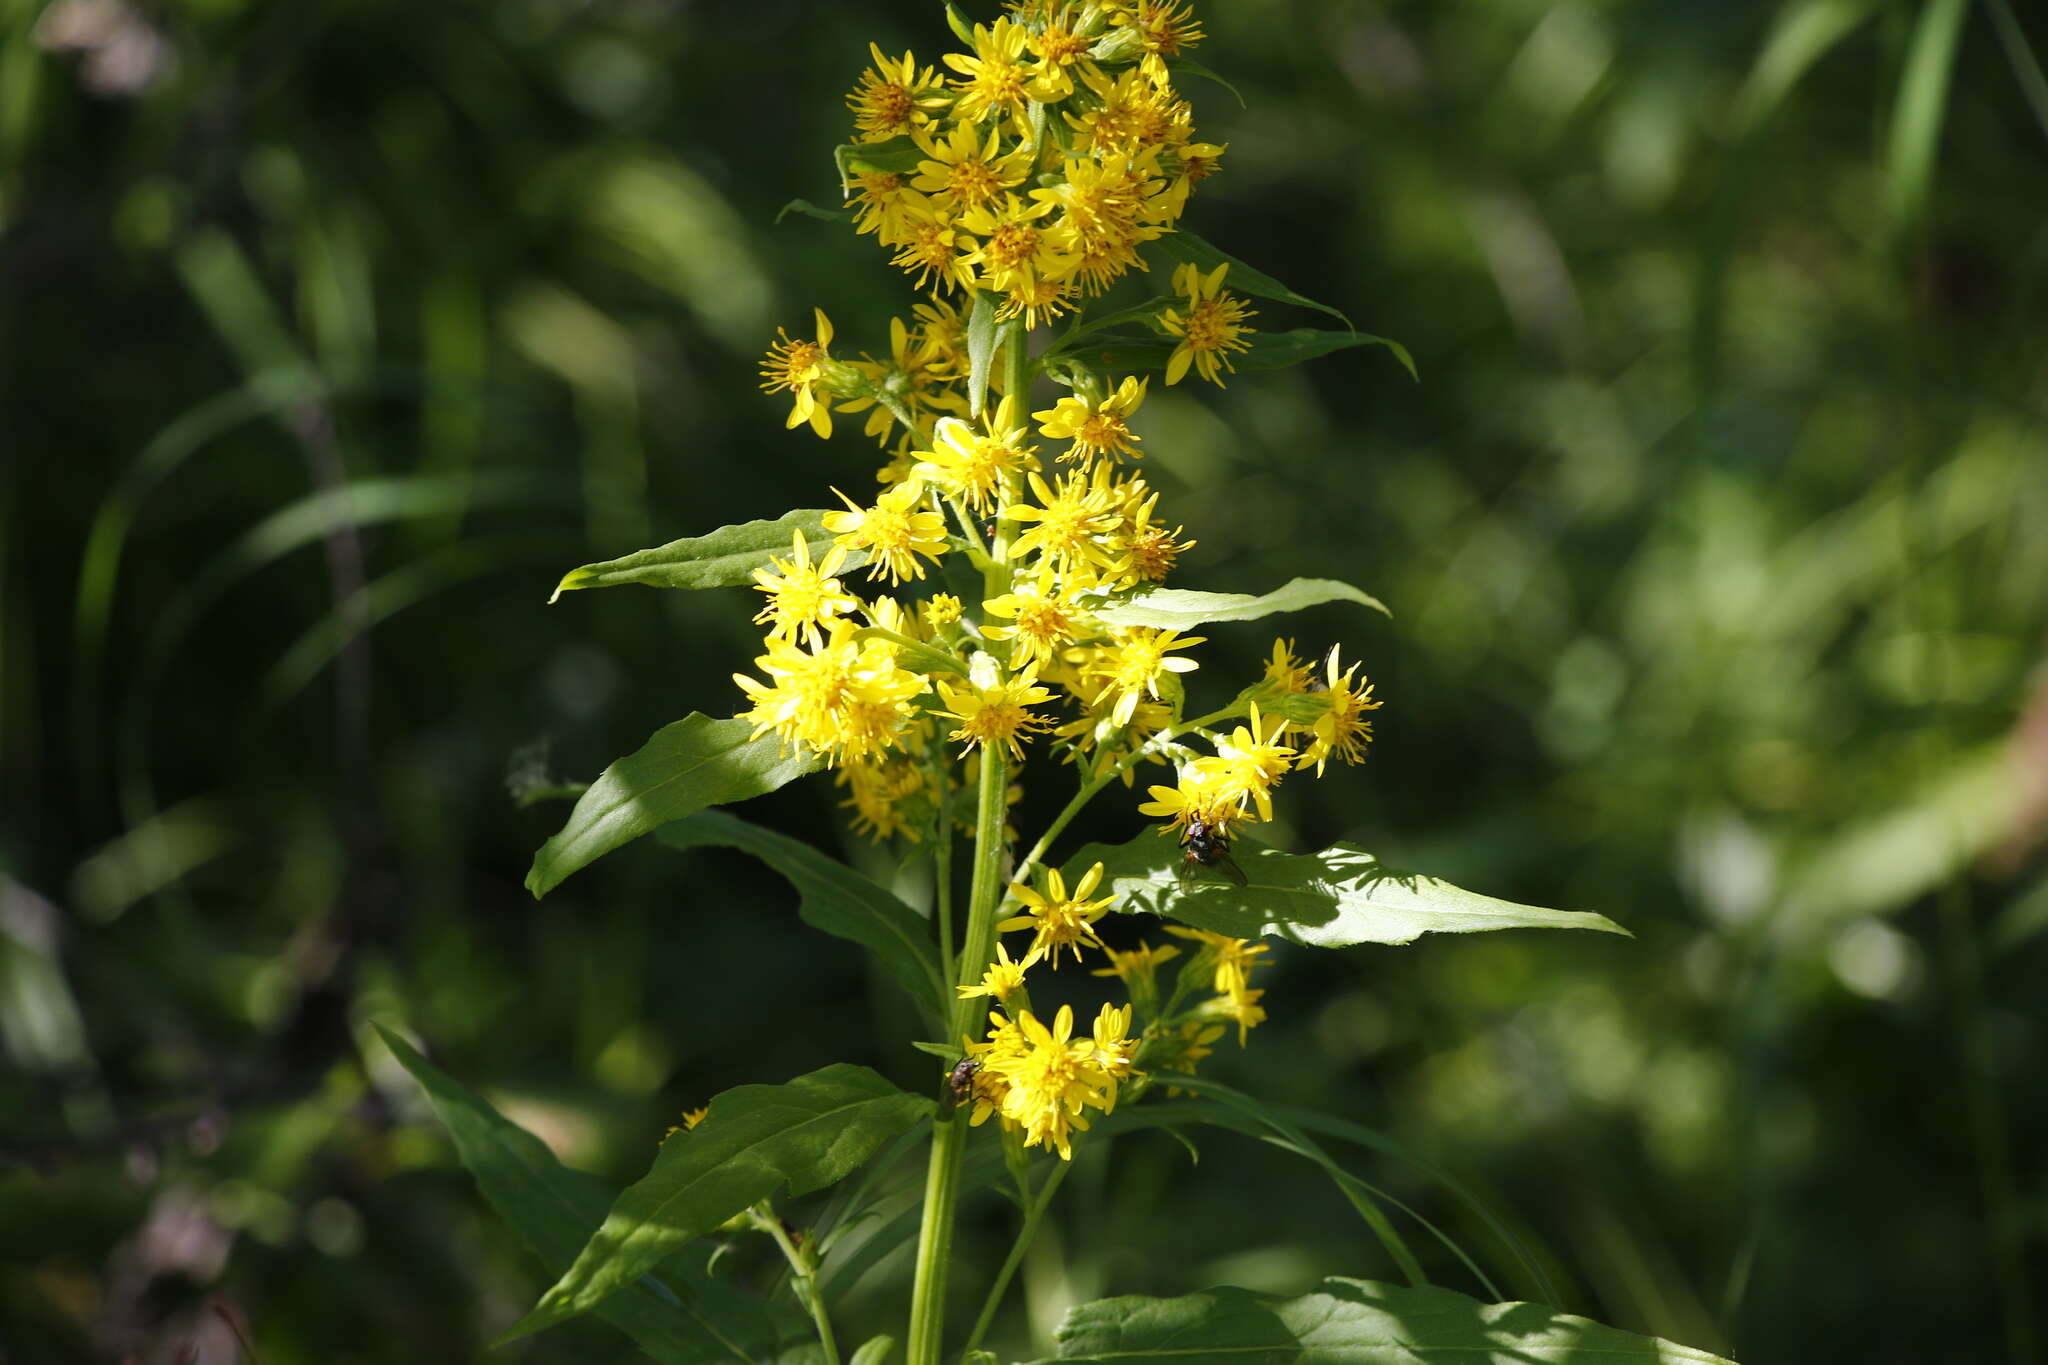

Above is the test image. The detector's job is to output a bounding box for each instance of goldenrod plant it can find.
[384,6,1736,1362]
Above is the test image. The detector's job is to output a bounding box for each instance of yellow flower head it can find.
[1034,376,1147,465]
[981,579,1095,669]
[957,939,1039,1002]
[917,396,1039,513]
[822,479,952,585]
[888,201,980,295]
[1137,763,1239,836]
[1160,262,1257,385]
[1036,155,1164,296]
[920,593,963,628]
[1025,10,1100,101]
[1000,470,1121,575]
[1090,626,1203,727]
[1192,704,1295,822]
[1112,0,1206,84]
[1068,67,1191,156]
[760,309,838,438]
[1296,645,1383,775]
[944,18,1035,136]
[1261,638,1314,694]
[911,121,1032,215]
[998,861,1115,966]
[848,171,922,245]
[846,43,938,143]
[958,193,1068,304]
[935,655,1056,760]
[734,621,929,762]
[837,752,928,842]
[966,1004,1122,1159]
[751,529,860,647]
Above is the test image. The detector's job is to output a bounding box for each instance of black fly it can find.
[1178,816,1246,885]
[939,1057,981,1117]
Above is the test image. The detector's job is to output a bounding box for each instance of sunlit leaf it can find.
[966,290,998,418]
[506,1065,930,1341]
[376,1028,813,1365]
[1064,834,1630,947]
[1094,577,1388,631]
[1038,1278,1734,1365]
[549,509,860,601]
[658,809,948,1020]
[527,714,819,897]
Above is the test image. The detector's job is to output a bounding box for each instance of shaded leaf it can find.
[1040,1278,1734,1365]
[550,509,861,601]
[1154,231,1351,327]
[507,1065,931,1340]
[527,715,819,897]
[657,809,948,1020]
[1093,576,1388,631]
[1064,835,1630,947]
[966,290,998,418]
[375,1027,813,1365]
[1166,57,1246,108]
[1066,328,1416,382]
[777,199,852,225]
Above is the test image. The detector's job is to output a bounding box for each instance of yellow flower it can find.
[1026,12,1100,102]
[1112,0,1206,85]
[1165,924,1271,1044]
[1295,645,1383,775]
[1086,1003,1138,1101]
[1000,470,1120,575]
[957,193,1068,304]
[1194,705,1295,822]
[981,579,1095,668]
[1067,67,1191,156]
[751,529,861,647]
[998,861,1115,966]
[1034,154,1163,296]
[1102,483,1192,585]
[760,309,838,438]
[1138,763,1239,836]
[888,199,980,295]
[1091,941,1181,1017]
[1261,638,1314,695]
[837,753,928,842]
[910,122,1032,215]
[1034,376,1147,464]
[920,593,963,628]
[1160,262,1256,385]
[966,1004,1125,1160]
[1152,140,1225,222]
[846,43,937,143]
[934,656,1056,760]
[822,479,951,585]
[734,621,928,762]
[957,940,1039,1002]
[944,18,1035,136]
[849,171,922,245]
[916,396,1039,513]
[1091,627,1203,727]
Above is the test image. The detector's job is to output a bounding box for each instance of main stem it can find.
[906,310,1028,1365]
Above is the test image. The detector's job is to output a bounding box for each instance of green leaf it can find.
[506,1064,932,1341]
[656,809,948,1020]
[549,508,862,602]
[966,290,998,418]
[526,714,820,897]
[777,198,852,225]
[1886,0,1968,237]
[1166,57,1246,108]
[374,1027,813,1365]
[1154,231,1352,328]
[849,1335,897,1365]
[1065,835,1630,948]
[1062,328,1416,382]
[1039,1278,1735,1365]
[1094,576,1388,631]
[835,135,925,183]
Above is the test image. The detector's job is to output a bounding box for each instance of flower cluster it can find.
[736,1,1383,1159]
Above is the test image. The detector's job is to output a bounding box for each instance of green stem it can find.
[905,318,1032,1365]
[754,1205,840,1365]
[962,1159,1072,1355]
[934,765,955,981]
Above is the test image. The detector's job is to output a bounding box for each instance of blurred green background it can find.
[3,0,2045,1360]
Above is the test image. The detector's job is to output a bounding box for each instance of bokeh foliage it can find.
[3,0,2044,1361]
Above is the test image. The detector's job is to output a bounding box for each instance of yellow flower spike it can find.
[821,479,951,585]
[957,940,1040,1002]
[1295,644,1384,775]
[916,395,1039,514]
[846,43,938,143]
[1091,626,1203,728]
[759,309,838,438]
[751,529,861,648]
[997,861,1115,967]
[1033,376,1147,465]
[934,655,1056,761]
[1160,261,1257,386]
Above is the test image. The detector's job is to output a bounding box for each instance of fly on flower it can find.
[1176,814,1245,886]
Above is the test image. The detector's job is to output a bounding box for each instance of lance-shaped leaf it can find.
[506,1065,932,1341]
[1040,1278,1734,1365]
[1064,834,1628,947]
[1154,231,1352,327]
[1094,577,1388,631]
[375,1028,813,1365]
[658,810,948,1020]
[527,714,819,897]
[1069,328,1415,381]
[966,289,998,418]
[550,509,862,601]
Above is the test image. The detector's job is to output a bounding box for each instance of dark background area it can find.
[3,0,2045,1361]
